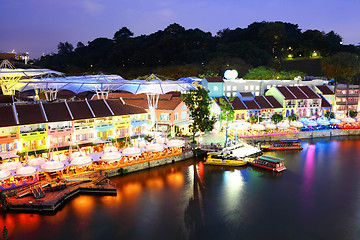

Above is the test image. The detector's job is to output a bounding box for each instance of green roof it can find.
[258,155,283,163]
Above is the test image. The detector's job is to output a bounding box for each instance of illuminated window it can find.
[181,104,186,110]
[160,113,169,121]
[250,85,254,90]
[232,86,237,91]
[214,86,218,91]
[181,111,187,119]
[174,113,178,121]
[227,86,231,91]
[255,86,260,90]
[244,86,249,91]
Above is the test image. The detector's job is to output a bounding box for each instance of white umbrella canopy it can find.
[27,157,47,166]
[317,117,330,125]
[238,124,250,130]
[0,170,11,181]
[121,147,142,156]
[330,118,341,124]
[145,143,165,152]
[290,121,304,128]
[341,117,355,123]
[70,153,93,167]
[52,153,68,162]
[265,123,277,129]
[40,160,65,172]
[306,120,318,126]
[276,122,290,129]
[0,160,22,171]
[251,124,265,131]
[100,151,122,162]
[166,139,185,148]
[103,146,118,153]
[16,165,37,177]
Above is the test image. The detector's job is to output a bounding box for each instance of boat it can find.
[260,139,303,151]
[203,152,247,167]
[248,155,286,172]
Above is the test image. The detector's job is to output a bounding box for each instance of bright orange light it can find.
[71,195,95,218]
[146,177,164,190]
[122,182,142,199]
[166,172,184,188]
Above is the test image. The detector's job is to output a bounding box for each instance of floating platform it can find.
[3,180,117,212]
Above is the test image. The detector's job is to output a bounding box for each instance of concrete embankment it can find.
[104,150,194,177]
[241,129,360,142]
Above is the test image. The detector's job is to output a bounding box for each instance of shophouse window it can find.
[174,113,178,121]
[160,113,169,121]
[181,111,187,119]
[214,86,218,91]
[250,85,254,90]
[232,86,237,91]
[244,86,249,91]
[227,86,231,91]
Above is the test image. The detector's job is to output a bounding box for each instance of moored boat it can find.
[260,139,303,151]
[248,155,286,172]
[204,152,247,167]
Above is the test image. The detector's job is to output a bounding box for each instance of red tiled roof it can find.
[106,99,146,115]
[66,101,94,120]
[255,96,273,109]
[320,95,332,108]
[87,99,113,117]
[238,92,254,98]
[315,85,334,95]
[204,77,224,83]
[124,97,183,111]
[15,103,46,125]
[276,86,297,100]
[42,102,72,122]
[0,105,17,127]
[232,98,247,110]
[287,86,308,99]
[243,100,260,109]
[265,96,283,108]
[298,86,321,99]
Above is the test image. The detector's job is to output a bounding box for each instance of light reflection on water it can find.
[3,136,360,240]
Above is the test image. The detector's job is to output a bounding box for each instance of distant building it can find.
[201,77,224,97]
[334,84,360,117]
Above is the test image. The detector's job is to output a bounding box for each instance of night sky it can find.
[2,0,360,59]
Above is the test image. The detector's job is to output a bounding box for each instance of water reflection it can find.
[4,137,360,239]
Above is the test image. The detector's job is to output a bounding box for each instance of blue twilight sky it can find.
[1,0,360,59]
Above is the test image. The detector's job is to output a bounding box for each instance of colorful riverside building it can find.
[211,93,283,122]
[99,93,192,137]
[265,85,330,118]
[0,99,147,156]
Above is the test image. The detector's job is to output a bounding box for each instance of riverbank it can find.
[1,150,194,213]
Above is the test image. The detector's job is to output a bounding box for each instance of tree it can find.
[348,109,358,118]
[218,97,235,146]
[322,52,360,112]
[181,86,216,142]
[325,111,335,119]
[57,42,73,55]
[288,113,299,122]
[76,42,85,49]
[249,115,260,123]
[271,113,283,124]
[113,27,134,43]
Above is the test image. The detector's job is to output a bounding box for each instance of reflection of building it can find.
[334,84,360,117]
[0,99,146,155]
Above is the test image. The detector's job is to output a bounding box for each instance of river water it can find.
[2,136,360,240]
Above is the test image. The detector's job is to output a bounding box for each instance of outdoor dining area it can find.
[0,138,186,191]
[229,117,359,138]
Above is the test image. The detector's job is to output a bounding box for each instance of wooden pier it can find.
[2,178,117,212]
